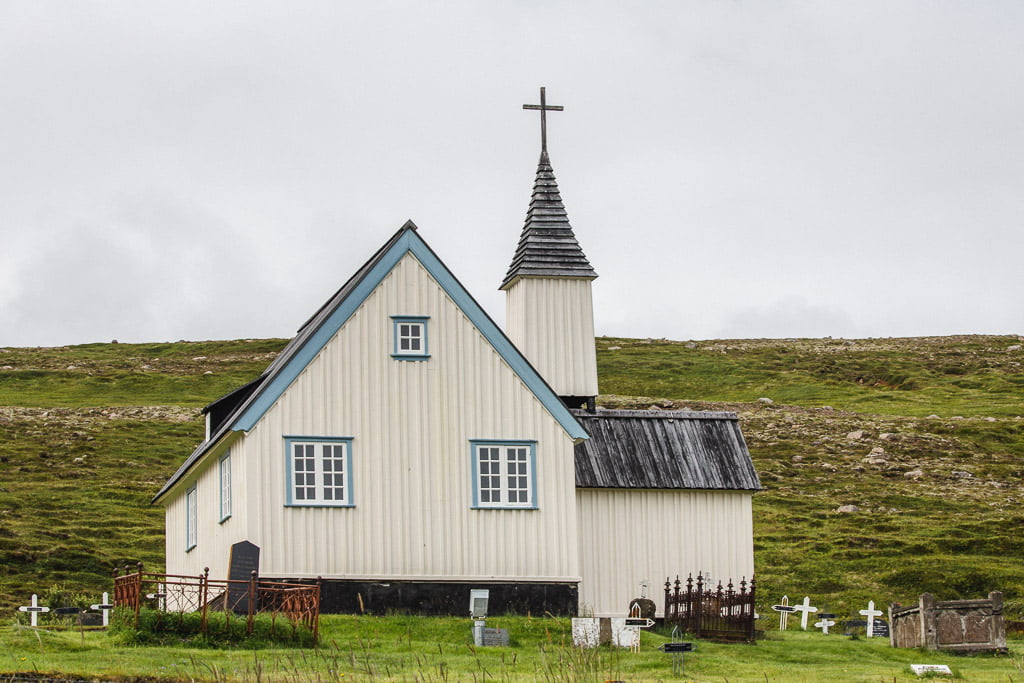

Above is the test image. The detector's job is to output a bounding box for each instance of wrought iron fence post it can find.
[698,573,708,638]
[664,577,671,624]
[132,563,142,627]
[247,570,257,635]
[200,567,209,634]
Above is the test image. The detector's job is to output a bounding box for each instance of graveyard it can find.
[1,334,1023,679]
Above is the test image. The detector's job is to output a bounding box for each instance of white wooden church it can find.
[154,89,760,617]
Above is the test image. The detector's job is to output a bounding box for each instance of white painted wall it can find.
[164,434,244,581]
[504,277,598,399]
[576,489,755,617]
[167,253,581,584]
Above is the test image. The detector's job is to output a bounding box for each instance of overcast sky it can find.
[2,1,1022,348]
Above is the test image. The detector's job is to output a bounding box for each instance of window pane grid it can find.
[475,444,532,508]
[290,441,350,505]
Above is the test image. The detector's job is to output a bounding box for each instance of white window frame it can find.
[284,436,354,507]
[391,316,430,360]
[185,484,198,551]
[218,451,232,523]
[470,440,537,509]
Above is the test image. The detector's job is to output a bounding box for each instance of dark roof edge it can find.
[572,408,740,421]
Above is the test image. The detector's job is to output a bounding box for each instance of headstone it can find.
[572,617,602,647]
[792,596,819,630]
[18,594,50,627]
[610,618,640,650]
[871,619,890,638]
[858,600,883,638]
[910,664,952,677]
[482,627,509,646]
[227,540,261,613]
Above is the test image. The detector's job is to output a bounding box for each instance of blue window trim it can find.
[470,439,538,510]
[391,315,430,360]
[218,451,232,524]
[284,436,355,507]
[185,484,197,551]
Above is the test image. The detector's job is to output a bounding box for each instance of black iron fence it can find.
[664,574,756,643]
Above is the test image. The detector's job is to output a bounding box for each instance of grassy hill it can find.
[1,334,1021,622]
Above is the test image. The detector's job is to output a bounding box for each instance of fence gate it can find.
[664,574,756,643]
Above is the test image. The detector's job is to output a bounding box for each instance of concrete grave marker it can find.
[792,596,819,630]
[858,600,883,638]
[910,664,952,677]
[18,594,50,626]
[610,618,640,650]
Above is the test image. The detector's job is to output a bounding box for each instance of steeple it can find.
[502,87,599,410]
[501,88,596,290]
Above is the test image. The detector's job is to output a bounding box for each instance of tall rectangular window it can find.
[285,437,354,506]
[391,316,430,360]
[471,441,537,509]
[185,485,197,550]
[219,452,232,522]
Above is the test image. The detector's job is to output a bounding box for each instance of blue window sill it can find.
[218,514,232,525]
[392,354,431,361]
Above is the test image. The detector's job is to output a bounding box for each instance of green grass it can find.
[597,335,1024,418]
[2,615,1022,681]
[0,334,1022,678]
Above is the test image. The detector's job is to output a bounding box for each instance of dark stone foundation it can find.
[271,578,578,616]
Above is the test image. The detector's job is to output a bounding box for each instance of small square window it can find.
[391,316,430,360]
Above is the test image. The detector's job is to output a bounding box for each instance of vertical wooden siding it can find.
[164,436,243,580]
[504,277,598,398]
[576,489,754,617]
[222,253,580,582]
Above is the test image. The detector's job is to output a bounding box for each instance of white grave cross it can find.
[91,592,115,627]
[791,596,819,630]
[771,595,793,630]
[18,594,50,627]
[814,615,836,635]
[858,600,883,638]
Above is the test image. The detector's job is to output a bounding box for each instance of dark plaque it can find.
[227,540,260,614]
[872,619,890,638]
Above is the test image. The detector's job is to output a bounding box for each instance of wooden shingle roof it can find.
[572,409,761,491]
[500,151,597,289]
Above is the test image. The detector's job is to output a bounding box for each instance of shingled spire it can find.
[500,153,597,288]
[501,87,596,290]
[502,87,599,409]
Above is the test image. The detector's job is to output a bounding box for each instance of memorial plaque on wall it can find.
[227,541,260,614]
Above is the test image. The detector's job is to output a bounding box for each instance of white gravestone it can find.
[18,594,50,627]
[571,618,602,648]
[791,596,818,630]
[610,618,640,650]
[858,600,883,638]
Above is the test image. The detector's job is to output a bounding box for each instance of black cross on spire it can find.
[523,86,563,156]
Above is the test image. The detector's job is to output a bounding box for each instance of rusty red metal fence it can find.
[664,574,756,643]
[113,563,320,643]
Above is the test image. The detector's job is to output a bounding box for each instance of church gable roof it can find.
[572,409,761,491]
[154,221,587,503]
[500,152,597,289]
